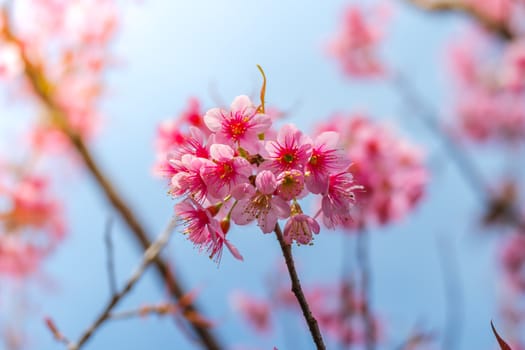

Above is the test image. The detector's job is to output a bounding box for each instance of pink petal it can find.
[315,131,340,149]
[231,200,256,225]
[203,108,224,132]
[250,113,272,133]
[255,170,277,195]
[210,143,234,161]
[225,240,244,261]
[230,95,254,112]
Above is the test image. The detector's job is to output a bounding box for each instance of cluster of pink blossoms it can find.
[157,95,360,262]
[448,32,525,143]
[327,4,390,78]
[0,0,119,145]
[0,171,64,278]
[0,0,120,279]
[316,114,427,228]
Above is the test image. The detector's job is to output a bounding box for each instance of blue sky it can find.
[2,1,509,349]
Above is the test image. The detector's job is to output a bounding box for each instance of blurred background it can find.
[0,0,522,349]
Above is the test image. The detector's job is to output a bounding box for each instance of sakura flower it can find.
[204,95,271,154]
[175,199,242,262]
[264,124,312,173]
[283,204,320,245]
[316,114,427,227]
[231,170,290,233]
[2,177,65,240]
[0,237,42,278]
[169,155,211,203]
[447,31,525,143]
[0,173,66,278]
[154,99,210,177]
[305,131,349,194]
[327,5,389,77]
[202,144,252,199]
[276,170,305,201]
[322,172,360,229]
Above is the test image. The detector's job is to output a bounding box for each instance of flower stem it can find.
[274,224,326,350]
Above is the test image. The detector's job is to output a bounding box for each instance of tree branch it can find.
[406,0,514,40]
[0,8,222,350]
[357,230,375,350]
[104,217,117,296]
[66,217,177,350]
[273,224,326,350]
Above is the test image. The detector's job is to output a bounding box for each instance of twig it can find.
[273,224,326,350]
[104,217,117,296]
[108,303,180,321]
[436,234,463,350]
[406,0,514,40]
[66,217,178,350]
[0,7,222,350]
[45,318,71,346]
[339,233,356,350]
[357,229,375,350]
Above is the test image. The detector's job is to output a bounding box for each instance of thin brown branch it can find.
[273,224,326,350]
[67,217,177,350]
[406,0,514,40]
[0,8,222,350]
[357,230,375,350]
[104,217,117,296]
[44,318,71,346]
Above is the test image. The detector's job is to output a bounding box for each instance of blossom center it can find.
[218,162,234,179]
[282,153,295,163]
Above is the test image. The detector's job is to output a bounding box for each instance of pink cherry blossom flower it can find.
[169,155,211,203]
[175,199,242,262]
[0,174,66,278]
[283,212,320,245]
[321,172,360,229]
[327,5,390,78]
[0,237,42,278]
[204,95,271,154]
[316,114,427,228]
[447,31,525,143]
[202,144,252,199]
[276,170,305,201]
[264,124,312,173]
[231,171,290,233]
[306,131,349,194]
[154,101,211,178]
[2,176,65,240]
